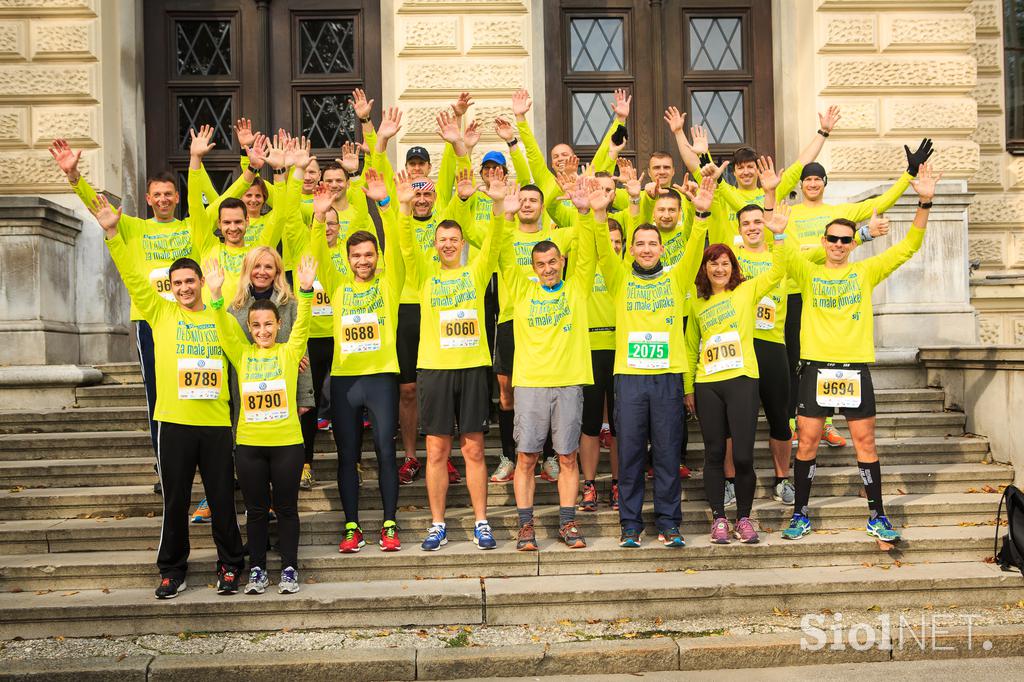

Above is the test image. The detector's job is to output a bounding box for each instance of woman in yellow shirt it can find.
[684,205,794,545]
[205,255,316,596]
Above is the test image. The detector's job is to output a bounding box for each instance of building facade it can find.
[0,0,1017,365]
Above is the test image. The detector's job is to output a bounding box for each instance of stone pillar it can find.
[850,181,979,346]
[0,197,83,364]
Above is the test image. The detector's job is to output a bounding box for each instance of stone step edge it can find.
[1,623,1022,681]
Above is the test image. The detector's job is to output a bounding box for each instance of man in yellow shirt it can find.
[780,165,940,544]
[506,179,600,551]
[90,194,245,600]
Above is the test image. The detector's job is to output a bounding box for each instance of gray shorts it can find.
[513,385,584,456]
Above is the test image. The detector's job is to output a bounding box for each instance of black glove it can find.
[698,152,714,168]
[904,138,933,177]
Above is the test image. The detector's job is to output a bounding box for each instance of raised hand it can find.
[395,169,416,207]
[245,133,269,171]
[910,162,941,202]
[905,138,934,177]
[452,92,474,118]
[361,168,388,203]
[267,132,287,170]
[671,176,698,201]
[644,178,668,199]
[494,117,516,142]
[234,118,256,148]
[455,168,478,201]
[681,175,717,214]
[556,167,579,194]
[90,194,121,238]
[48,138,82,179]
[511,89,532,118]
[463,120,481,151]
[588,177,612,212]
[204,257,225,299]
[378,107,403,141]
[765,202,791,235]
[312,182,339,216]
[689,125,710,156]
[297,255,318,292]
[483,166,508,201]
[351,88,374,121]
[663,106,686,135]
[503,184,522,217]
[818,105,841,134]
[436,110,461,145]
[189,124,217,158]
[867,209,890,239]
[291,135,313,170]
[611,88,632,121]
[626,170,646,199]
[756,155,779,191]
[701,159,731,182]
[570,176,591,213]
[337,140,360,174]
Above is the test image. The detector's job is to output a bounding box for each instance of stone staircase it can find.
[0,357,1015,641]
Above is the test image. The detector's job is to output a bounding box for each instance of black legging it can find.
[301,337,335,465]
[785,293,802,419]
[695,376,759,519]
[331,373,400,525]
[753,338,791,441]
[235,443,304,570]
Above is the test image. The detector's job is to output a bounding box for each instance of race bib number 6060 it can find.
[439,309,480,349]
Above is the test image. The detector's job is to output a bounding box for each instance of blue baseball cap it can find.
[482,150,507,168]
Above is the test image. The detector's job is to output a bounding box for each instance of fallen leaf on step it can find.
[531,635,540,642]
[101,588,110,594]
[924,603,933,610]
[146,512,155,518]
[862,562,874,568]
[772,607,792,616]
[116,655,126,662]
[417,631,428,639]
[402,585,408,590]
[896,488,907,495]
[820,608,833,615]
[655,568,665,573]
[206,584,216,589]
[867,605,881,612]
[878,565,890,570]
[558,620,572,627]
[414,576,424,581]
[623,632,637,638]
[62,591,78,596]
[966,487,979,493]
[9,588,22,593]
[306,577,317,584]
[684,569,698,574]
[984,556,996,564]
[587,619,602,624]
[982,485,998,493]
[894,560,903,568]
[652,633,665,638]
[615,618,631,624]
[281,627,290,633]
[114,513,127,520]
[1017,600,1024,609]
[8,486,24,493]
[35,590,50,595]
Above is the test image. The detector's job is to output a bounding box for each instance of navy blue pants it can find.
[136,321,158,456]
[614,373,685,533]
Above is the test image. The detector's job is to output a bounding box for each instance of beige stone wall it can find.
[384,0,537,180]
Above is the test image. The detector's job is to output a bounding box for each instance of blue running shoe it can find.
[781,513,812,540]
[421,525,448,551]
[866,515,901,543]
[619,527,641,548]
[658,527,685,547]
[474,522,497,550]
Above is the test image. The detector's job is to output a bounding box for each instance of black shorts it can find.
[397,303,420,384]
[416,366,491,436]
[582,349,615,437]
[796,360,876,420]
[753,339,790,441]
[493,319,515,377]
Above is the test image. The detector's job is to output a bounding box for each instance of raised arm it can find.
[846,138,932,223]
[591,88,630,173]
[672,175,717,290]
[864,163,939,287]
[750,203,794,300]
[496,117,532,183]
[396,169,429,287]
[794,105,840,166]
[204,257,247,368]
[471,170,510,289]
[572,178,604,291]
[363,168,406,296]
[285,255,316,361]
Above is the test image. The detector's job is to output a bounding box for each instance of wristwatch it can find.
[695,210,712,219]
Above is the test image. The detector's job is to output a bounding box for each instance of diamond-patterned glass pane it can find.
[299,19,356,74]
[175,20,231,76]
[569,18,624,72]
[691,90,744,144]
[571,92,615,147]
[176,95,233,151]
[688,17,742,71]
[175,170,234,220]
[301,93,357,149]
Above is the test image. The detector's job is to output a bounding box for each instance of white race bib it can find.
[439,309,480,349]
[241,378,288,422]
[626,331,670,369]
[149,267,174,301]
[815,368,862,408]
[177,357,223,400]
[755,297,777,331]
[312,280,332,317]
[701,331,743,375]
[340,312,381,354]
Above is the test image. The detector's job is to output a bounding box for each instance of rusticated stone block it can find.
[0,63,95,100]
[1006,157,1024,188]
[0,0,94,12]
[830,100,878,133]
[29,19,95,60]
[398,17,458,53]
[978,315,1002,345]
[884,98,977,133]
[469,17,527,52]
[0,148,92,192]
[971,157,1003,187]
[971,40,1001,75]
[967,0,999,35]
[824,56,975,90]
[971,116,1002,150]
[31,104,97,144]
[397,104,515,138]
[972,78,1001,111]
[885,15,975,49]
[0,20,26,60]
[399,0,527,11]
[828,141,978,176]
[400,60,525,94]
[0,104,27,145]
[1014,319,1024,345]
[969,235,1005,263]
[821,16,876,50]
[971,194,1024,224]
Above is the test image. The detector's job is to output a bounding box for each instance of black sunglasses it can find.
[825,234,854,244]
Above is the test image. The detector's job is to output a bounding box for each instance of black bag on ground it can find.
[994,484,1024,576]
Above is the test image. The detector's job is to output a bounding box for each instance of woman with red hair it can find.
[684,204,794,545]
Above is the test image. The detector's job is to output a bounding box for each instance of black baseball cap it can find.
[406,146,430,163]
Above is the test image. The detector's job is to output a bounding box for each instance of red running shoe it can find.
[447,459,462,484]
[598,426,612,450]
[379,524,401,551]
[338,524,365,553]
[679,464,691,479]
[398,457,421,485]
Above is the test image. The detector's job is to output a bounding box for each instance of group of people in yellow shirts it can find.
[48,85,940,599]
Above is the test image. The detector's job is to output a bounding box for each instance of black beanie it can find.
[801,162,827,185]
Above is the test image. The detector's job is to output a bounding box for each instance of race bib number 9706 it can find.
[702,331,743,375]
[815,368,862,408]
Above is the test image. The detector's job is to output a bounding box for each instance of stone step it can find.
[0,437,994,486]
[74,383,147,407]
[0,560,1013,639]
[0,407,970,447]
[1,463,1010,520]
[93,362,143,385]
[0,492,1006,555]
[0,525,996,591]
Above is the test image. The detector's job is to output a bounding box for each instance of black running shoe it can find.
[217,566,240,595]
[155,576,186,599]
